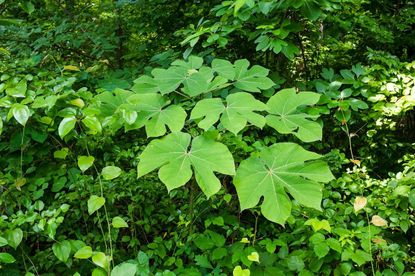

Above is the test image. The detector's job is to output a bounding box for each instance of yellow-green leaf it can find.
[247,251,259,263]
[64,65,80,71]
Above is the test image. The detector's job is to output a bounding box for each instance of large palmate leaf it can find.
[137,56,216,96]
[126,93,186,137]
[233,59,275,92]
[190,92,268,134]
[95,88,134,117]
[234,143,334,225]
[137,132,235,198]
[266,88,322,142]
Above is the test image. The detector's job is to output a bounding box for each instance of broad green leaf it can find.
[234,143,334,224]
[92,252,110,271]
[82,116,102,133]
[301,0,321,20]
[102,166,121,180]
[326,238,342,253]
[70,98,85,108]
[131,75,159,94]
[126,93,186,137]
[92,268,107,276]
[111,262,137,276]
[351,250,372,266]
[88,195,105,215]
[6,79,27,97]
[112,216,128,228]
[233,59,274,92]
[191,92,267,134]
[314,242,330,259]
[77,155,94,172]
[74,246,92,259]
[151,56,205,94]
[59,116,77,138]
[195,255,212,269]
[52,240,71,263]
[12,104,30,126]
[0,119,3,135]
[0,237,8,247]
[266,88,322,142]
[137,132,235,198]
[182,67,214,97]
[287,255,305,271]
[234,0,246,15]
[212,59,235,80]
[305,218,331,232]
[5,228,23,249]
[95,89,134,117]
[0,253,16,264]
[151,67,187,94]
[20,1,35,14]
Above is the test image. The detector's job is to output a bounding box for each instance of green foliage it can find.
[0,0,414,275]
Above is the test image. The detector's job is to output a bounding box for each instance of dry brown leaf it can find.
[371,215,388,227]
[372,237,387,245]
[354,196,367,212]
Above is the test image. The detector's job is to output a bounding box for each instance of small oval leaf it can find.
[112,216,128,228]
[74,246,92,259]
[12,104,30,126]
[0,253,16,264]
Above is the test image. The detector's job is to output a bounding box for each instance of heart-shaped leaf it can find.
[78,156,95,172]
[52,240,71,263]
[12,104,30,126]
[233,266,250,276]
[5,228,23,249]
[247,252,260,263]
[112,216,128,228]
[88,195,105,215]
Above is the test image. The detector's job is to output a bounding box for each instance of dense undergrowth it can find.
[0,0,414,275]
